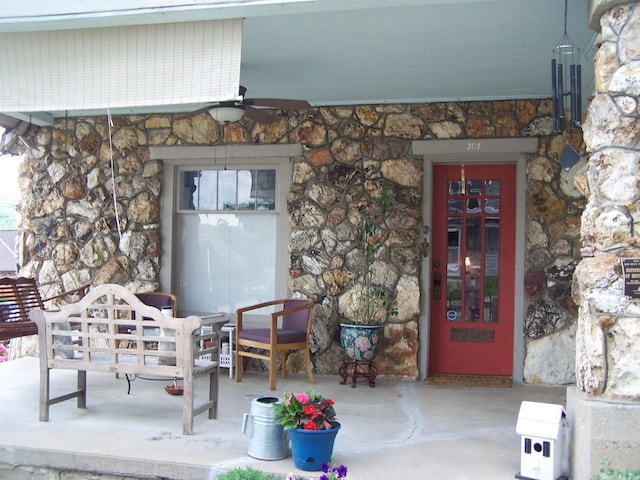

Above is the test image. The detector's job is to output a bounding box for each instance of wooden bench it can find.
[29,283,228,435]
[0,277,89,340]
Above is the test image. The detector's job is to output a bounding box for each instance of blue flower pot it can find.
[288,423,341,471]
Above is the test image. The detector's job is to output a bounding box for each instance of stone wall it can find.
[524,128,587,384]
[7,99,584,380]
[574,2,640,401]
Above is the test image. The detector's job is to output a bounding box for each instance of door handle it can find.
[433,272,442,300]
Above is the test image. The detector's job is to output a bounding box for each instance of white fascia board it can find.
[0,0,486,32]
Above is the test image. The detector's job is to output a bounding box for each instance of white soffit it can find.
[0,18,242,115]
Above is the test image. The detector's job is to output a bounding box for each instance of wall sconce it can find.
[208,106,245,124]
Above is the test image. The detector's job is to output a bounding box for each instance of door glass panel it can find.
[448,180,462,195]
[448,199,463,213]
[446,218,463,321]
[485,180,501,195]
[465,217,482,322]
[485,199,500,213]
[445,177,503,324]
[466,180,482,195]
[484,217,500,323]
[466,197,481,213]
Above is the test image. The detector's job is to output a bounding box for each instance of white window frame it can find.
[151,144,302,314]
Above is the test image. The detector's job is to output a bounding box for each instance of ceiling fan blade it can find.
[244,98,311,110]
[243,105,279,124]
[176,104,212,119]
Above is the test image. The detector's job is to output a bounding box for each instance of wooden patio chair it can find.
[235,298,314,391]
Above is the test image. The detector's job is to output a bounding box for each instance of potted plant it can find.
[339,179,397,365]
[273,391,340,472]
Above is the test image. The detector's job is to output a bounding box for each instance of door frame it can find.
[412,138,538,382]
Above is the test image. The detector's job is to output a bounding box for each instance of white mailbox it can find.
[515,401,568,480]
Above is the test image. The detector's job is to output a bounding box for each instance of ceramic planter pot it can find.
[339,324,382,361]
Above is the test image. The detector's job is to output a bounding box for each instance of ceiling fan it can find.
[188,85,311,124]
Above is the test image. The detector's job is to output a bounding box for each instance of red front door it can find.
[429,164,515,376]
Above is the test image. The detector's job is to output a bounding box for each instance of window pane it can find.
[179,171,199,210]
[237,170,255,210]
[198,170,218,210]
[256,169,276,210]
[218,170,237,210]
[179,213,276,313]
[181,168,278,212]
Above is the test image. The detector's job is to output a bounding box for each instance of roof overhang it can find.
[0,18,242,127]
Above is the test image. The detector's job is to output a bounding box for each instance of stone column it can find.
[569,2,640,478]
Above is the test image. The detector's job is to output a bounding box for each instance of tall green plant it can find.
[351,180,397,325]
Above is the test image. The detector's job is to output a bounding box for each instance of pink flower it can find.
[294,392,309,404]
[0,342,8,363]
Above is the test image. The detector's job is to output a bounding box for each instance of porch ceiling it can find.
[0,0,596,125]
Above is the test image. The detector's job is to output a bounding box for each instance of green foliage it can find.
[216,466,281,480]
[591,460,640,480]
[272,391,336,431]
[351,179,397,325]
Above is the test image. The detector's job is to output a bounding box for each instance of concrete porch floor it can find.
[0,357,567,480]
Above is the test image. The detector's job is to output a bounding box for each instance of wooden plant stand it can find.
[338,359,377,388]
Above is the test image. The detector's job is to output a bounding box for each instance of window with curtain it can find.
[176,167,280,314]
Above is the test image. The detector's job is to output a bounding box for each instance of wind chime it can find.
[551,0,582,132]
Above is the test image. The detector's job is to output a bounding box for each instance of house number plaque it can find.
[621,258,640,301]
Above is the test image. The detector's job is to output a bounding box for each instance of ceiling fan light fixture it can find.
[208,106,244,123]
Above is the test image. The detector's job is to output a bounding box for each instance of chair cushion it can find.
[282,299,310,330]
[239,328,306,344]
[135,293,174,310]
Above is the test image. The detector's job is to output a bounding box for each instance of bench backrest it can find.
[29,283,205,376]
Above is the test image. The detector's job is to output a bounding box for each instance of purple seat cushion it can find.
[239,328,306,344]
